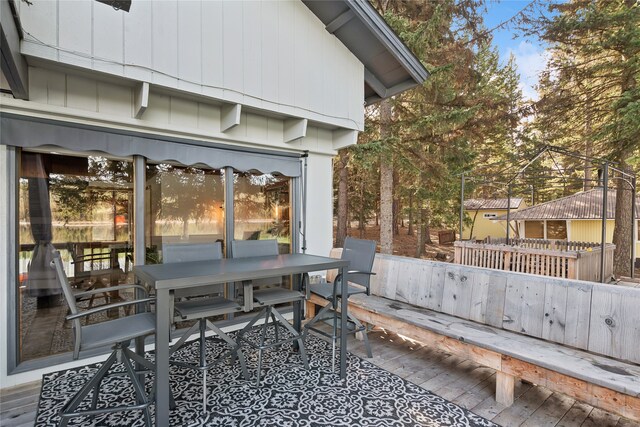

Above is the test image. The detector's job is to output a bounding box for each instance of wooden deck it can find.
[1,328,638,427]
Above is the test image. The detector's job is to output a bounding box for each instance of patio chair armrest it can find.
[66,297,155,321]
[347,270,376,276]
[330,270,375,304]
[74,284,150,298]
[331,274,344,309]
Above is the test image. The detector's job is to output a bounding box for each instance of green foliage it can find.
[339,0,524,236]
[527,0,640,163]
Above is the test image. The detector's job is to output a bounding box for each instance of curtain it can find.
[25,154,59,298]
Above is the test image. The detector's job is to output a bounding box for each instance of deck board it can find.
[557,401,593,427]
[1,328,637,427]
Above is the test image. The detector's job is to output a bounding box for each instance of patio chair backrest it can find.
[231,239,279,259]
[163,242,223,299]
[231,239,280,287]
[51,250,79,316]
[51,250,84,357]
[342,237,377,293]
[163,242,223,264]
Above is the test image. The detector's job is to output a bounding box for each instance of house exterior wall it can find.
[463,207,524,240]
[569,220,615,244]
[0,0,366,387]
[570,219,640,258]
[17,0,364,131]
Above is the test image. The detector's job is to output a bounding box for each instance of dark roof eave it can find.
[303,0,429,104]
[347,0,429,85]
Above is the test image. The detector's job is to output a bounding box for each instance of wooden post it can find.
[568,257,577,279]
[305,300,316,320]
[496,371,516,406]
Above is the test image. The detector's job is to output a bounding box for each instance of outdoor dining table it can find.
[133,253,350,427]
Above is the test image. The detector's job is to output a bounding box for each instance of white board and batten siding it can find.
[328,250,640,365]
[17,0,365,132]
[25,66,340,156]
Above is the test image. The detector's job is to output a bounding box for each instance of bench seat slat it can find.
[349,293,640,397]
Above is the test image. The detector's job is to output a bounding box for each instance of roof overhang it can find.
[0,0,28,99]
[303,0,429,105]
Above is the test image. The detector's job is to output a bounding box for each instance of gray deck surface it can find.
[1,328,637,427]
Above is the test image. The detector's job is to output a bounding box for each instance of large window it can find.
[145,164,225,263]
[234,172,291,254]
[17,151,133,363]
[525,221,544,239]
[547,220,567,240]
[13,152,296,367]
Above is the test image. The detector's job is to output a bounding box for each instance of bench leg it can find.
[305,300,316,321]
[496,371,515,406]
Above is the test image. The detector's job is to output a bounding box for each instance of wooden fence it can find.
[454,239,615,282]
[483,237,601,251]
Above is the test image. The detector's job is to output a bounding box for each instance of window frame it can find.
[6,148,300,374]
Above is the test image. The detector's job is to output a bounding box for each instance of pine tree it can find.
[524,0,640,276]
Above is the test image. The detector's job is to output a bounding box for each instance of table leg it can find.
[293,273,302,351]
[134,279,146,383]
[339,267,347,379]
[155,288,171,427]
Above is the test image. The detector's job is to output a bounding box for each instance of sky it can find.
[483,0,549,101]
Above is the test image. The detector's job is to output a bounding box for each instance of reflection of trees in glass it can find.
[235,173,277,221]
[48,157,132,242]
[147,164,224,239]
[234,173,290,239]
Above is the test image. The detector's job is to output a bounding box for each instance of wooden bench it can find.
[438,229,456,245]
[307,251,640,422]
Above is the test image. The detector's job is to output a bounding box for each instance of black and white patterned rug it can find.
[35,328,497,426]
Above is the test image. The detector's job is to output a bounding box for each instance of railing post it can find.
[503,250,510,270]
[568,257,577,280]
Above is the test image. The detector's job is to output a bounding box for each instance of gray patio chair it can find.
[232,239,309,385]
[51,250,161,427]
[163,242,249,411]
[304,237,376,372]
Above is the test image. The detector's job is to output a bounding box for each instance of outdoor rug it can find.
[35,327,497,426]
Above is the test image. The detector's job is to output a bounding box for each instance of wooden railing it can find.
[454,239,615,282]
[483,237,601,251]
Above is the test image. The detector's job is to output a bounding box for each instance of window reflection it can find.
[18,151,133,363]
[145,164,225,262]
[234,172,291,254]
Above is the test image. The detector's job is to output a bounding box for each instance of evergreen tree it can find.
[524,0,640,276]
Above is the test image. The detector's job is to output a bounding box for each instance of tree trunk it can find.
[415,207,426,258]
[379,99,394,255]
[584,101,593,191]
[335,149,349,248]
[393,170,400,235]
[393,198,400,235]
[358,178,365,238]
[407,192,414,236]
[613,162,633,278]
[424,201,433,244]
[612,32,636,277]
[469,209,480,240]
[182,216,189,239]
